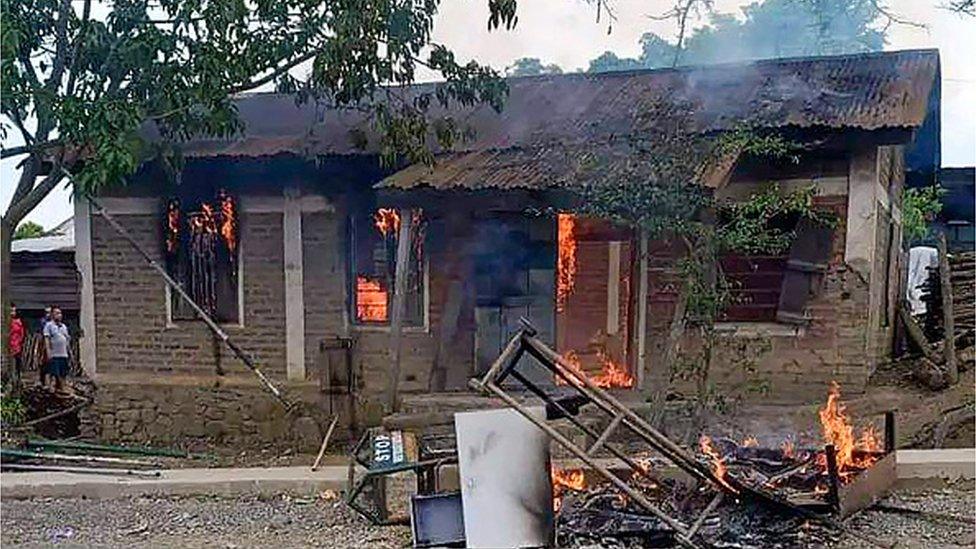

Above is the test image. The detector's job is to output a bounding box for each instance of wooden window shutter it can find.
[776,218,834,325]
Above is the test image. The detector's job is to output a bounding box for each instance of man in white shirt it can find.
[44,306,71,393]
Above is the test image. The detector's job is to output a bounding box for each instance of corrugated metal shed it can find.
[11,218,79,311]
[174,49,938,158]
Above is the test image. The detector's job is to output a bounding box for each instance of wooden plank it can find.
[386,207,413,413]
[636,232,649,390]
[607,241,621,335]
[938,233,958,385]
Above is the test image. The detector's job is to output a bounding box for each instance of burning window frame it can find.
[556,214,637,390]
[163,190,241,324]
[348,207,428,328]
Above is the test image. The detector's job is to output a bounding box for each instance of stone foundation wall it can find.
[80,373,355,452]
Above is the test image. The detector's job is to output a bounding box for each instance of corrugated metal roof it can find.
[379,142,739,191]
[12,218,75,253]
[172,49,938,164]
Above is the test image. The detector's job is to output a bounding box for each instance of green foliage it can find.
[13,220,45,240]
[902,185,945,242]
[505,57,563,77]
[588,0,885,72]
[1,392,26,425]
[1,0,513,202]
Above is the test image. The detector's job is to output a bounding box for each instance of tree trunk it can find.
[938,232,958,385]
[1,218,12,383]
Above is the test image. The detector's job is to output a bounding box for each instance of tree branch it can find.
[230,51,318,94]
[0,139,62,160]
[4,161,67,227]
[45,0,74,96]
[65,0,93,97]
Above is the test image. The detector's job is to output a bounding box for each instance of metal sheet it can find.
[455,407,554,548]
[838,451,898,518]
[166,50,939,165]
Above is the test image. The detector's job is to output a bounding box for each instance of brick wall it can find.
[302,210,347,379]
[641,167,897,404]
[92,210,287,377]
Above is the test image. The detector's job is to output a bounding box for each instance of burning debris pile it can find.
[549,381,894,548]
[552,468,845,549]
[466,320,898,548]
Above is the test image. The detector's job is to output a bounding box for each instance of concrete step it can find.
[0,465,349,500]
[897,448,975,480]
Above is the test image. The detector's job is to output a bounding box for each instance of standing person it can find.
[9,303,25,386]
[43,306,71,394]
[37,306,52,387]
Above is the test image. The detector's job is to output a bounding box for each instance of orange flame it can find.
[374,208,400,237]
[781,438,796,459]
[189,202,218,236]
[591,350,635,389]
[557,349,635,389]
[552,467,586,512]
[699,435,738,493]
[166,201,180,253]
[556,213,577,312]
[817,381,881,474]
[356,276,388,322]
[219,192,237,254]
[742,436,759,448]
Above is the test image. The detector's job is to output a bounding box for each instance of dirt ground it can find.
[1,482,971,548]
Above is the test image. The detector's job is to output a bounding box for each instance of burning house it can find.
[75,49,940,447]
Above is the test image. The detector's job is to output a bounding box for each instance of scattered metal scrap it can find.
[345,428,458,527]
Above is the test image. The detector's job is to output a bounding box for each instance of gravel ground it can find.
[832,482,975,549]
[0,483,971,548]
[0,492,410,548]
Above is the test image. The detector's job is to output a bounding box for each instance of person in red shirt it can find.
[9,303,26,382]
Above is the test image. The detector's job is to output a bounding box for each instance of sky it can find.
[2,0,974,230]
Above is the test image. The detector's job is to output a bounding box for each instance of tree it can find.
[562,105,825,435]
[902,185,945,242]
[588,0,885,72]
[506,57,563,77]
[948,0,974,16]
[12,221,45,240]
[1,0,516,363]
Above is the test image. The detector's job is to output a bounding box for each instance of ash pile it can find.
[555,474,841,549]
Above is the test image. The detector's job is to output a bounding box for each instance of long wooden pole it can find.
[938,232,958,385]
[636,229,649,390]
[386,208,412,413]
[86,195,291,410]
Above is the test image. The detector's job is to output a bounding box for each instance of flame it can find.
[556,213,577,312]
[219,191,237,254]
[781,438,796,459]
[591,350,635,389]
[356,276,388,322]
[699,435,738,493]
[742,436,759,448]
[556,349,635,389]
[552,467,586,512]
[166,201,180,253]
[374,208,400,237]
[817,381,881,475]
